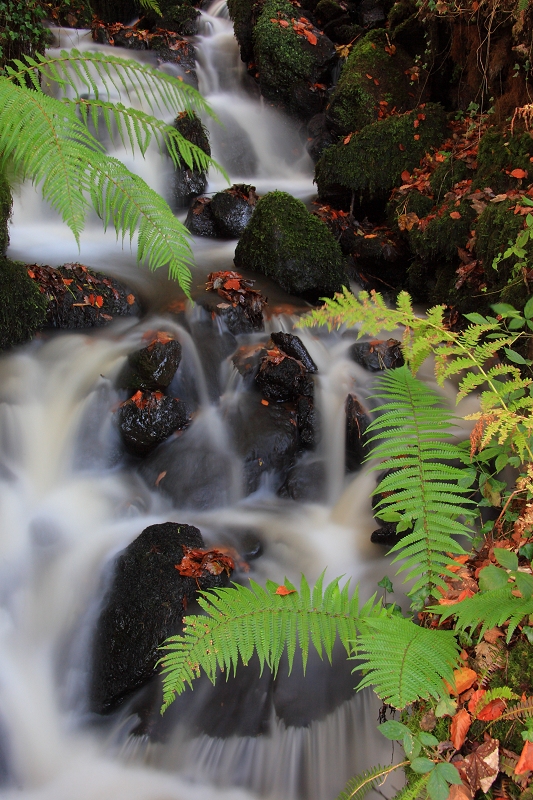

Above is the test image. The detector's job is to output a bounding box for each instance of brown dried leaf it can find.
[451,709,472,750]
[463,739,499,793]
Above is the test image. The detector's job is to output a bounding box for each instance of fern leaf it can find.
[355,617,460,708]
[434,587,533,642]
[367,367,474,597]
[498,697,533,722]
[158,575,385,712]
[336,762,409,800]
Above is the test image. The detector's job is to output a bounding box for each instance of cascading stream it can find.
[0,6,404,799]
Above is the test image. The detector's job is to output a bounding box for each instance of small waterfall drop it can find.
[0,6,405,799]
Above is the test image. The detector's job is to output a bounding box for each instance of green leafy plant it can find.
[0,48,227,295]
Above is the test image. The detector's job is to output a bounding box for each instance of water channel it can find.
[1,6,404,799]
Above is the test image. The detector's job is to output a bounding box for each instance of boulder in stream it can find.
[186,185,259,239]
[349,338,404,371]
[172,112,211,208]
[234,191,347,301]
[90,522,232,714]
[116,390,188,456]
[345,393,371,471]
[117,332,182,392]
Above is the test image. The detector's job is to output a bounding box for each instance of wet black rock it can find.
[358,0,386,26]
[270,332,318,373]
[370,522,403,545]
[278,458,326,501]
[116,392,188,456]
[345,393,370,471]
[232,343,268,387]
[117,338,182,392]
[306,112,338,162]
[172,113,211,208]
[348,338,404,371]
[228,395,300,494]
[186,185,259,239]
[256,355,314,403]
[185,198,217,237]
[90,522,229,714]
[297,395,319,449]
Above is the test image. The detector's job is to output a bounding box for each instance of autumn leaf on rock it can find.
[303,29,317,44]
[511,169,528,180]
[175,546,235,578]
[450,211,462,219]
[451,708,472,750]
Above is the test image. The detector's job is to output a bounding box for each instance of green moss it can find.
[315,0,344,22]
[145,0,199,35]
[387,190,434,231]
[253,0,314,103]
[234,190,346,299]
[326,29,416,136]
[0,258,48,350]
[409,198,475,263]
[227,0,258,62]
[0,171,12,256]
[315,103,447,202]
[474,130,533,194]
[430,157,470,202]
[476,202,531,280]
[387,0,417,29]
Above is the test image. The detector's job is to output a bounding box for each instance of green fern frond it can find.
[158,574,386,712]
[367,367,474,597]
[389,775,430,800]
[474,686,519,714]
[138,0,162,14]
[355,617,460,708]
[336,761,410,800]
[433,587,533,642]
[0,77,197,292]
[7,50,215,121]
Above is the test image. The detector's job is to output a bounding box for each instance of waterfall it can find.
[0,7,404,799]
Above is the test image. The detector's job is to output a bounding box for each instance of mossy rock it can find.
[429,156,471,203]
[144,0,200,35]
[315,103,447,207]
[386,190,434,232]
[325,29,417,136]
[474,129,533,194]
[227,0,261,63]
[315,0,345,23]
[409,198,475,263]
[0,171,12,257]
[0,259,48,351]
[475,202,533,300]
[234,191,346,300]
[253,0,336,116]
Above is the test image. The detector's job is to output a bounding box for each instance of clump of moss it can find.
[315,103,447,204]
[409,197,475,263]
[0,171,12,256]
[0,259,48,351]
[253,0,314,103]
[326,29,417,136]
[144,0,200,35]
[474,130,533,194]
[234,190,346,300]
[429,156,470,202]
[227,0,261,62]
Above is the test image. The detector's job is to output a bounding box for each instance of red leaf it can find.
[399,143,405,151]
[95,295,104,308]
[516,740,533,774]
[275,585,296,595]
[450,211,462,219]
[413,134,420,140]
[468,688,486,714]
[27,269,35,279]
[511,168,527,179]
[451,709,471,750]
[365,73,373,80]
[476,698,506,721]
[224,279,241,290]
[401,170,411,182]
[126,293,135,305]
[303,29,317,44]
[414,119,420,128]
[343,133,353,145]
[279,18,289,26]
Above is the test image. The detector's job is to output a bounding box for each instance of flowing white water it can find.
[0,7,405,800]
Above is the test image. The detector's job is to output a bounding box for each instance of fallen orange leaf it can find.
[450,211,462,219]
[476,698,506,721]
[446,667,478,695]
[275,585,296,595]
[516,740,533,774]
[511,168,527,179]
[451,708,471,750]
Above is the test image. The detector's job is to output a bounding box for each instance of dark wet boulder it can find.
[297,395,319,449]
[345,393,370,471]
[315,104,447,210]
[232,342,268,387]
[116,391,188,456]
[270,331,318,372]
[185,197,217,237]
[90,522,231,714]
[186,185,259,239]
[371,522,403,545]
[278,458,327,501]
[306,113,338,162]
[349,338,404,371]
[228,394,300,494]
[256,349,314,403]
[117,335,182,392]
[27,262,141,330]
[210,184,259,238]
[234,191,347,301]
[252,0,337,119]
[172,112,211,208]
